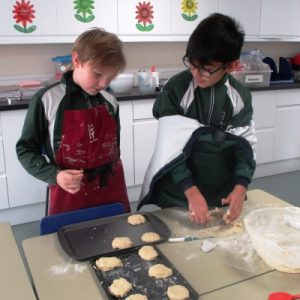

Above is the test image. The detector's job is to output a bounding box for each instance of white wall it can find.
[0,41,299,78]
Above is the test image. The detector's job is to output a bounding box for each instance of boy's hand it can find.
[221,184,246,223]
[184,186,211,224]
[56,169,84,194]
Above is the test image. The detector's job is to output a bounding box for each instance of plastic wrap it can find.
[244,207,300,273]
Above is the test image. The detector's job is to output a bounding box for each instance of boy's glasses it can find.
[182,55,229,77]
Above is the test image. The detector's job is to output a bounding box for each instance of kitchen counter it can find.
[0,222,36,300]
[21,189,299,300]
[1,83,300,111]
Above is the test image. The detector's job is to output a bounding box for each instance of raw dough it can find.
[167,285,190,300]
[148,264,172,279]
[138,245,158,261]
[95,256,122,271]
[128,214,146,225]
[141,232,161,243]
[108,278,132,298]
[112,237,133,249]
[126,294,148,300]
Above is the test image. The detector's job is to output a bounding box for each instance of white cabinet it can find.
[56,0,117,40]
[252,91,276,164]
[0,0,57,43]
[1,110,46,208]
[0,175,9,210]
[260,0,300,38]
[133,99,157,185]
[219,0,261,37]
[171,0,218,35]
[119,101,134,187]
[118,0,172,37]
[274,90,300,161]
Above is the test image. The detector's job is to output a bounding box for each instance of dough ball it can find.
[125,294,148,300]
[112,237,133,249]
[108,278,132,298]
[128,214,146,225]
[141,232,161,243]
[167,284,190,300]
[138,245,158,261]
[95,256,122,271]
[148,264,172,279]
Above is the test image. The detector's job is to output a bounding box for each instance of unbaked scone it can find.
[167,285,189,300]
[95,256,122,271]
[128,214,146,225]
[108,278,132,298]
[141,232,161,243]
[138,245,158,261]
[112,237,133,249]
[125,294,148,300]
[148,264,172,279]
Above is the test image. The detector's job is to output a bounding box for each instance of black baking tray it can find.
[58,212,171,261]
[90,245,199,300]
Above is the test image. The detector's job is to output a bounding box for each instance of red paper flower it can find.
[12,0,35,28]
[135,1,154,26]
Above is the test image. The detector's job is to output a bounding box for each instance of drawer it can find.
[133,99,155,120]
[0,175,9,209]
[276,90,300,106]
[0,137,5,173]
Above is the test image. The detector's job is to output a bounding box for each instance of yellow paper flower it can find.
[181,0,197,16]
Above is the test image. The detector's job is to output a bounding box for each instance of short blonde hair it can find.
[73,28,126,71]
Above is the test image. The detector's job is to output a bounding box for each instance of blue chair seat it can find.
[40,202,125,235]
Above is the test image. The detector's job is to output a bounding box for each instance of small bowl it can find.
[109,73,134,94]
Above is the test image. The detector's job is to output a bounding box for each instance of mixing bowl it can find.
[109,73,134,94]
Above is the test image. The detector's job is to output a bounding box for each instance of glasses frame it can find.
[182,55,230,77]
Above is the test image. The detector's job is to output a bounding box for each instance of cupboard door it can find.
[1,110,46,207]
[118,0,171,35]
[219,0,261,37]
[0,176,9,210]
[119,102,134,187]
[171,0,218,35]
[0,137,5,173]
[260,0,300,38]
[255,129,274,164]
[274,106,300,161]
[56,0,117,38]
[0,0,57,37]
[134,119,158,185]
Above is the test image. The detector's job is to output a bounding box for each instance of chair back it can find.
[40,202,125,235]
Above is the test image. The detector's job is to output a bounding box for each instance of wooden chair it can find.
[40,202,125,235]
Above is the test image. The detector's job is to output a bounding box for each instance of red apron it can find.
[48,99,130,215]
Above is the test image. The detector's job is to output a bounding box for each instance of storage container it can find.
[51,55,72,81]
[231,70,272,87]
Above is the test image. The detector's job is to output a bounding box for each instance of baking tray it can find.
[58,212,171,261]
[91,245,199,300]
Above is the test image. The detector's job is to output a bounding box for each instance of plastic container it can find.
[51,54,72,81]
[231,50,272,87]
[244,207,300,273]
[109,73,134,94]
[137,70,156,93]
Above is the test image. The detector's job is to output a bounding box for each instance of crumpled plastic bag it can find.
[244,207,300,273]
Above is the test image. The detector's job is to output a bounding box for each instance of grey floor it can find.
[11,171,300,253]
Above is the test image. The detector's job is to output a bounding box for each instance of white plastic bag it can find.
[244,207,300,273]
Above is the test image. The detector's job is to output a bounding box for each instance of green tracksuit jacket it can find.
[16,71,120,185]
[138,70,257,209]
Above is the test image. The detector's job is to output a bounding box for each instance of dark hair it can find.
[73,27,126,71]
[185,13,245,65]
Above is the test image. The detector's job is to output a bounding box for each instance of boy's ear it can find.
[72,51,81,68]
[226,60,240,73]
